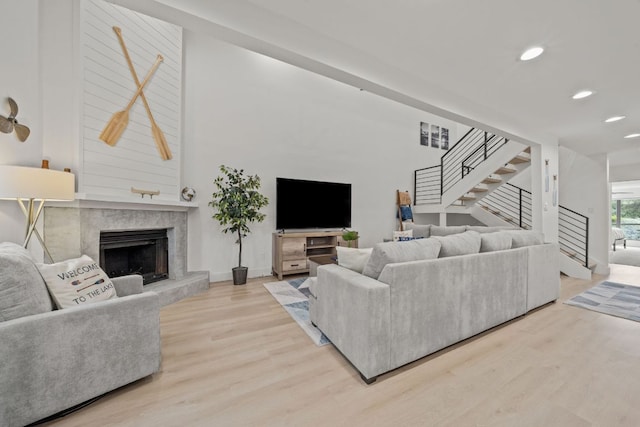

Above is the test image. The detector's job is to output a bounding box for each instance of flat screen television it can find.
[276,178,351,230]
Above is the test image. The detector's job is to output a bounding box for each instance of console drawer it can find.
[282,259,307,272]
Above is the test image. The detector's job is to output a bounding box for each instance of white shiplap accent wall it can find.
[80,0,182,201]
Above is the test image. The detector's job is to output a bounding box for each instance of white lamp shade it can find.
[0,165,75,201]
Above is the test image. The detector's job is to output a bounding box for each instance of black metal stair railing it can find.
[414,127,514,206]
[559,206,589,269]
[461,134,509,178]
[478,183,590,269]
[441,128,506,194]
[414,165,442,204]
[477,183,532,229]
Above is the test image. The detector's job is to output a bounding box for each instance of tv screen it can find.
[276,178,351,230]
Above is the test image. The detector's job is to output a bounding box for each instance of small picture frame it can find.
[431,125,440,149]
[441,127,449,150]
[420,122,429,146]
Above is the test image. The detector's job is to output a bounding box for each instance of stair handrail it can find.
[478,183,532,229]
[414,165,442,204]
[559,205,589,268]
[413,127,516,207]
[479,182,590,269]
[461,135,509,178]
[441,128,491,195]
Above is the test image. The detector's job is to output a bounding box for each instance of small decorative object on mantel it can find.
[181,187,196,202]
[209,165,269,285]
[131,187,160,199]
[0,97,30,142]
[112,26,172,161]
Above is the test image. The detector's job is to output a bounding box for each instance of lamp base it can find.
[17,198,54,263]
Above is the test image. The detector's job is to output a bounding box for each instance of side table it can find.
[308,255,336,277]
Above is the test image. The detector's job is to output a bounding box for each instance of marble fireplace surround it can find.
[44,204,188,280]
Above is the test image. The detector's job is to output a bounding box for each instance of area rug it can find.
[565,281,640,322]
[263,277,331,346]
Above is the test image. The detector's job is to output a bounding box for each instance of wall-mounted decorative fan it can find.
[0,97,30,142]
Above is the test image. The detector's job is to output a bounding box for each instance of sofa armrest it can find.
[526,243,560,311]
[313,264,391,381]
[112,274,144,297]
[0,292,161,427]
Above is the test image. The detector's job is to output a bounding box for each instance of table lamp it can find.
[0,165,75,262]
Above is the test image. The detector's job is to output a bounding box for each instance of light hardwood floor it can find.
[43,265,640,427]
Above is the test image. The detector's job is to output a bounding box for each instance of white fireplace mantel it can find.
[49,193,200,212]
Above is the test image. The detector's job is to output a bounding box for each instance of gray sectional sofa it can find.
[0,242,161,427]
[309,225,560,384]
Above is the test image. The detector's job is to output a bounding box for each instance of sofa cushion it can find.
[0,242,53,322]
[402,223,431,238]
[433,231,482,257]
[363,238,442,280]
[430,225,467,236]
[336,246,373,274]
[480,231,513,252]
[37,255,117,309]
[505,230,545,248]
[466,225,518,233]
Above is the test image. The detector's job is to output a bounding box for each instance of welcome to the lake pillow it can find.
[37,255,117,309]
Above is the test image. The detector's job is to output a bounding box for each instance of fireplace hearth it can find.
[99,229,169,285]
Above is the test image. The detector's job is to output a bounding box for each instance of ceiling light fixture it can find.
[605,116,626,123]
[624,133,640,139]
[520,46,544,61]
[572,90,593,100]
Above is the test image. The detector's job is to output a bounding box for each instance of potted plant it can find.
[342,230,359,247]
[209,165,269,285]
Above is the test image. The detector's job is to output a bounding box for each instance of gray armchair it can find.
[0,243,161,427]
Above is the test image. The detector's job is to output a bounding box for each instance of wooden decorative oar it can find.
[113,27,172,160]
[99,54,163,147]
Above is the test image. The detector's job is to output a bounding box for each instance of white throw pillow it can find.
[393,229,413,241]
[37,255,117,309]
[336,246,373,274]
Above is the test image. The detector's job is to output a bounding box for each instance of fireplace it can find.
[99,229,169,285]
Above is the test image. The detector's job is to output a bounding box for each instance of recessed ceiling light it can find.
[624,133,640,139]
[605,116,626,123]
[520,46,544,61]
[572,90,593,100]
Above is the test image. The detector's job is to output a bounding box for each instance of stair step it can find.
[482,176,502,184]
[480,204,501,215]
[469,186,488,193]
[494,165,517,174]
[459,194,476,201]
[510,154,531,164]
[524,146,531,153]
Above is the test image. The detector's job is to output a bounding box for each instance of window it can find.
[612,199,640,240]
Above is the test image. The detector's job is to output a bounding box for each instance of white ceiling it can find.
[147,0,640,162]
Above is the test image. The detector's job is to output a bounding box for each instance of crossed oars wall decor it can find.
[99,27,172,161]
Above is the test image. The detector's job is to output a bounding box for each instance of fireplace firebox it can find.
[99,229,168,285]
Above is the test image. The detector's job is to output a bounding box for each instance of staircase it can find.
[470,183,594,279]
[413,127,594,279]
[414,128,531,213]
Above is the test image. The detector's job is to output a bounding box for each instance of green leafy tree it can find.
[209,165,269,268]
